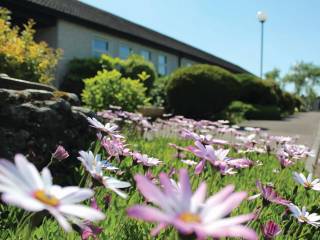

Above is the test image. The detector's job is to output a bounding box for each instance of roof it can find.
[2,0,250,74]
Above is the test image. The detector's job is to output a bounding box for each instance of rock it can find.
[0,88,96,174]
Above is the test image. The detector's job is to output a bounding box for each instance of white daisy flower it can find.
[293,172,320,191]
[0,154,105,232]
[132,152,162,167]
[289,204,320,227]
[87,117,124,138]
[78,151,130,198]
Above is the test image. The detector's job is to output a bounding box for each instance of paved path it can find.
[240,111,320,148]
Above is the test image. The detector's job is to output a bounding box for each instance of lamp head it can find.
[257,11,267,23]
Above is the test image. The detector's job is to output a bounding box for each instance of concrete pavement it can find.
[241,112,320,148]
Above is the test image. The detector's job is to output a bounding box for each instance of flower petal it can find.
[134,175,171,211]
[49,208,73,232]
[60,189,94,204]
[191,182,207,212]
[59,204,105,222]
[2,192,45,211]
[127,205,171,222]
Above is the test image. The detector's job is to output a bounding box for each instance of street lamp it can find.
[257,11,267,79]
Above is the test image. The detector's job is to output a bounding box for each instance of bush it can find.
[219,101,256,124]
[60,58,102,96]
[237,74,280,105]
[278,91,304,114]
[167,64,240,118]
[245,104,282,120]
[150,75,169,107]
[82,69,149,112]
[62,54,157,96]
[100,54,121,70]
[221,101,283,122]
[120,55,157,92]
[0,8,61,84]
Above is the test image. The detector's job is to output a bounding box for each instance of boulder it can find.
[0,88,96,175]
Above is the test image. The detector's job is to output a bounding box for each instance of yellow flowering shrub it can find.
[0,8,62,84]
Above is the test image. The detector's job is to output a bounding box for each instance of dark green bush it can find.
[237,74,280,105]
[167,64,240,118]
[82,69,149,112]
[278,92,296,114]
[60,58,102,96]
[219,101,256,123]
[121,55,157,92]
[245,104,282,120]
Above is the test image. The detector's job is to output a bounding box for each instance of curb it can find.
[306,118,320,174]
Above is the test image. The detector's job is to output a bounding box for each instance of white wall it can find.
[54,19,185,86]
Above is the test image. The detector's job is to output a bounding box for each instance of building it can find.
[0,0,250,87]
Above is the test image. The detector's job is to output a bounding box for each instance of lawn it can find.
[0,111,318,240]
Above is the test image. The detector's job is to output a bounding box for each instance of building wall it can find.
[53,19,196,87]
[181,57,197,67]
[35,25,58,49]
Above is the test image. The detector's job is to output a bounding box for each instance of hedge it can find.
[166,64,240,118]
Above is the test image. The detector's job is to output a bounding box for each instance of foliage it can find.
[284,62,320,96]
[265,68,285,90]
[100,54,122,70]
[245,104,282,120]
[120,54,157,92]
[237,74,280,105]
[167,64,240,118]
[220,100,282,122]
[63,54,157,96]
[82,69,150,111]
[0,7,61,84]
[218,101,256,124]
[60,58,102,96]
[149,75,169,107]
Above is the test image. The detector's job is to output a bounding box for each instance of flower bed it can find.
[0,108,318,240]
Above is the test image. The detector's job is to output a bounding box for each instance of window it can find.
[140,49,151,61]
[119,45,132,59]
[92,38,109,57]
[158,55,167,75]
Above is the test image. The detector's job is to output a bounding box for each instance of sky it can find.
[80,0,320,78]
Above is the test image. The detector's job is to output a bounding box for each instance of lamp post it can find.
[257,11,267,79]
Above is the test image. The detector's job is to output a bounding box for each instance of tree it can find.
[284,62,320,95]
[265,68,285,89]
[283,62,320,110]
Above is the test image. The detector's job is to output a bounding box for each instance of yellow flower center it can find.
[179,212,201,223]
[304,182,312,189]
[33,190,59,207]
[298,216,309,222]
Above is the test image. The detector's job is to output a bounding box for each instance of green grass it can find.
[0,131,319,240]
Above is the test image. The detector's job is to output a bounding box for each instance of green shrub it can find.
[245,104,282,120]
[100,54,121,70]
[219,101,256,123]
[60,58,102,96]
[62,54,157,96]
[278,92,296,114]
[150,75,169,107]
[167,64,240,118]
[0,7,61,84]
[237,74,280,105]
[82,69,149,112]
[278,91,303,114]
[121,54,157,92]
